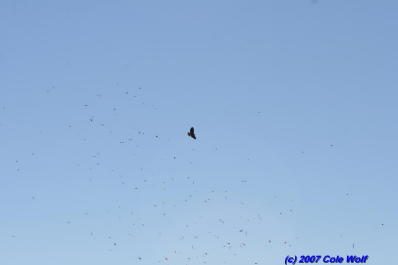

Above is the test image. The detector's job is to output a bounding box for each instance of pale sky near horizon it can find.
[1,0,397,264]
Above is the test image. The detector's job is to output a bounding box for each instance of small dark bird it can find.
[187,127,196,139]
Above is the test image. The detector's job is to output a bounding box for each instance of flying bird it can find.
[187,127,196,139]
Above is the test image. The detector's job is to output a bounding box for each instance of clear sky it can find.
[1,0,397,264]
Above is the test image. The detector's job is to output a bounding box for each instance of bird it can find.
[187,127,196,139]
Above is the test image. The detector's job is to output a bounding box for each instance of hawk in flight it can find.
[187,127,196,139]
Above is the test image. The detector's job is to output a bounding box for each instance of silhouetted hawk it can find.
[187,127,196,139]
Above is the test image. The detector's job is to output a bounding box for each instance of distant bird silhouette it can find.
[187,127,196,139]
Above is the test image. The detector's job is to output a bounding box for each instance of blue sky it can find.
[1,0,397,264]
